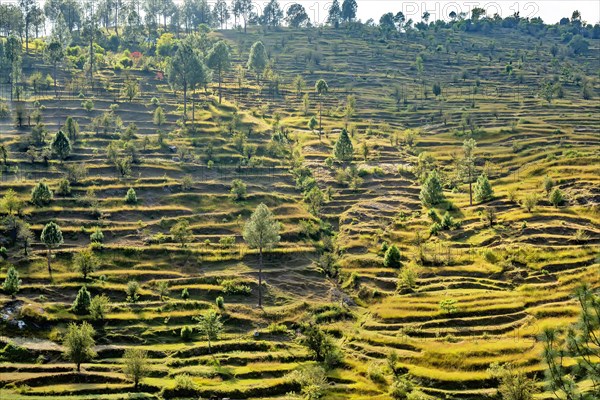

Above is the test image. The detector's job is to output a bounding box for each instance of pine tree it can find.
[315,79,329,134]
[341,0,358,22]
[383,245,401,268]
[125,188,137,204]
[40,221,63,278]
[247,41,268,85]
[549,188,564,207]
[167,39,210,116]
[72,286,92,315]
[333,128,354,162]
[31,181,53,206]
[327,0,342,27]
[243,203,281,307]
[2,266,21,297]
[474,173,494,203]
[460,138,477,206]
[207,40,231,104]
[51,130,71,160]
[419,170,445,207]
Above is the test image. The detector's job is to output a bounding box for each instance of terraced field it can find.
[0,18,599,400]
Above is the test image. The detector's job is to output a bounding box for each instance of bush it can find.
[482,250,498,264]
[0,102,9,119]
[299,324,343,369]
[2,266,21,296]
[181,288,190,300]
[230,179,247,201]
[267,323,288,334]
[368,363,387,385]
[219,236,236,248]
[125,188,138,204]
[90,227,104,243]
[215,296,224,309]
[440,212,455,230]
[549,188,564,207]
[82,99,94,111]
[56,178,71,196]
[174,374,197,391]
[126,280,140,303]
[180,326,193,341]
[390,376,413,400]
[427,209,440,223]
[289,365,327,399]
[221,279,251,295]
[474,173,494,202]
[522,194,539,212]
[439,298,458,314]
[543,176,554,194]
[89,295,110,320]
[0,342,34,362]
[429,222,442,236]
[398,264,418,291]
[380,241,389,254]
[384,245,401,268]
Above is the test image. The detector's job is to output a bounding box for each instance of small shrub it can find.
[522,193,539,212]
[439,298,458,314]
[384,245,401,268]
[125,188,138,204]
[221,279,251,295]
[482,249,498,264]
[181,288,190,300]
[126,280,140,303]
[397,265,418,291]
[230,179,247,201]
[219,236,236,248]
[215,296,224,309]
[81,99,94,111]
[180,326,193,341]
[89,295,110,320]
[549,188,564,207]
[174,374,197,390]
[90,227,104,243]
[56,179,71,196]
[267,323,288,334]
[368,363,387,385]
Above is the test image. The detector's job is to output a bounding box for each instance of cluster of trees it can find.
[377,8,598,42]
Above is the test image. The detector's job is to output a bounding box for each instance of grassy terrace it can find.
[0,16,599,400]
